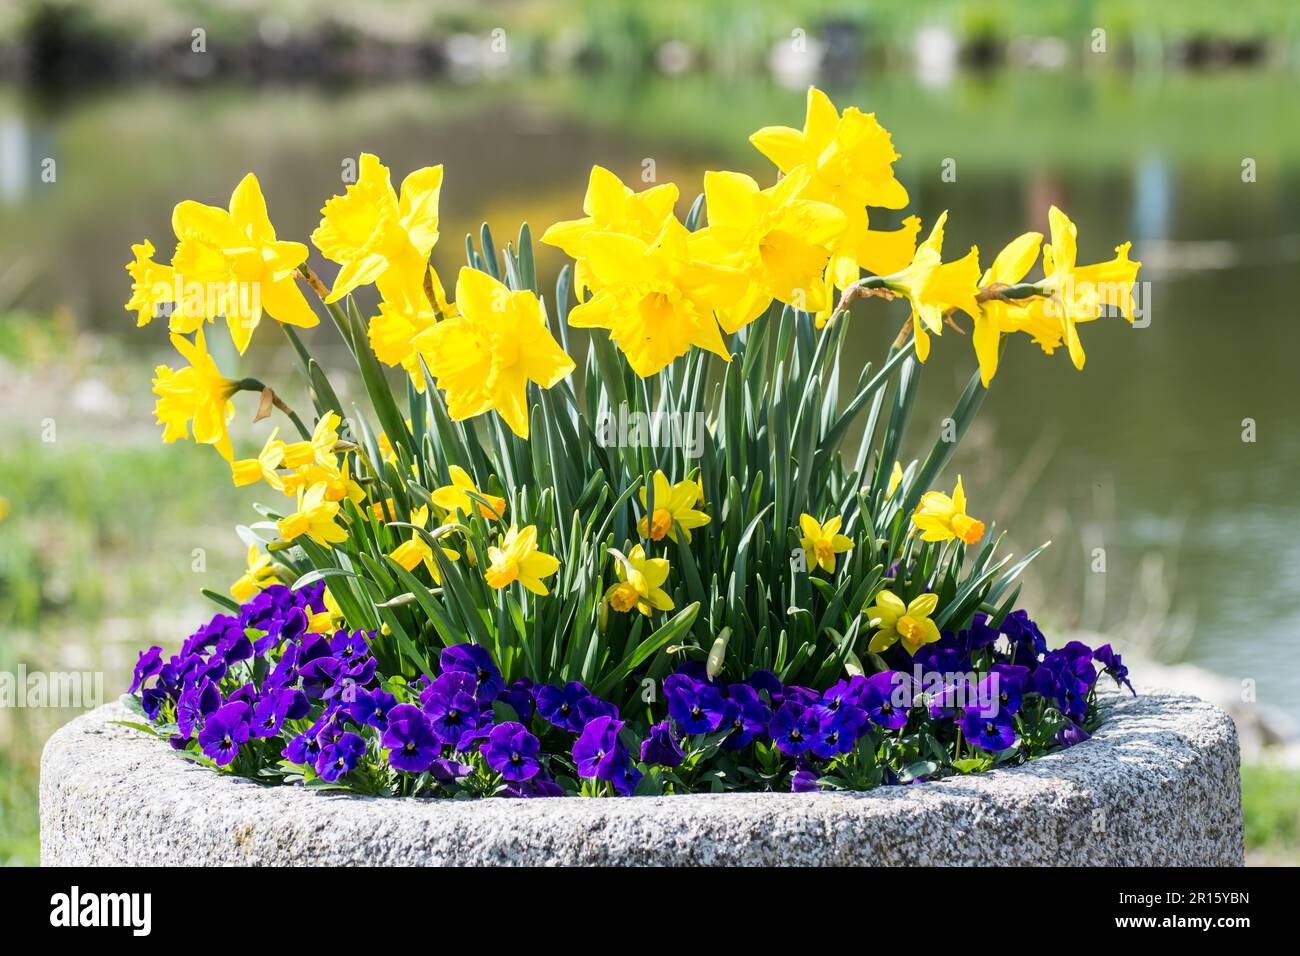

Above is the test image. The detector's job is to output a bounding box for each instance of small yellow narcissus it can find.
[798,513,854,573]
[912,475,985,545]
[865,590,942,655]
[152,328,239,461]
[230,427,286,490]
[484,525,560,595]
[389,506,459,584]
[230,544,277,602]
[431,465,506,521]
[605,545,674,617]
[637,471,710,543]
[277,481,348,547]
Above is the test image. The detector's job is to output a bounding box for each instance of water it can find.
[2,69,1297,716]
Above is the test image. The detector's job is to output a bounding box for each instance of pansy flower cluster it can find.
[127,586,1135,796]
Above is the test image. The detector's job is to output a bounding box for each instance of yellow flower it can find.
[431,465,506,520]
[414,267,574,439]
[865,590,941,655]
[0,496,8,522]
[307,586,344,633]
[377,431,397,464]
[911,475,985,545]
[567,216,746,377]
[881,212,981,361]
[972,232,1044,385]
[484,525,560,595]
[798,513,855,573]
[540,165,679,295]
[389,506,459,584]
[886,460,904,498]
[152,328,239,461]
[692,168,846,331]
[231,544,278,602]
[368,265,454,392]
[281,412,342,470]
[605,545,674,616]
[1040,206,1142,370]
[170,173,319,352]
[637,470,710,543]
[124,239,175,327]
[231,427,287,490]
[311,153,444,304]
[277,481,349,547]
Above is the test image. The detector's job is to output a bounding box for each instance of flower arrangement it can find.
[123,87,1139,798]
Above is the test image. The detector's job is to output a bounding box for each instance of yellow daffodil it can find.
[389,506,459,584]
[431,465,506,520]
[484,524,560,595]
[307,586,344,633]
[605,545,674,616]
[1040,206,1142,370]
[377,430,397,464]
[880,211,981,361]
[124,239,175,327]
[540,165,679,295]
[231,427,287,490]
[368,265,455,392]
[170,173,319,352]
[912,475,985,545]
[692,168,846,331]
[798,513,855,573]
[311,153,444,303]
[277,481,349,547]
[231,544,277,602]
[0,496,8,522]
[886,460,904,498]
[152,328,239,461]
[281,412,342,470]
[567,216,746,377]
[972,231,1044,385]
[637,470,710,543]
[318,458,366,505]
[414,267,574,439]
[865,590,941,655]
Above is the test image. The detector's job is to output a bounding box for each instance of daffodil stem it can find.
[296,264,356,351]
[233,377,312,440]
[975,281,1046,303]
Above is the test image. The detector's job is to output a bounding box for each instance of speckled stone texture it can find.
[41,689,1243,866]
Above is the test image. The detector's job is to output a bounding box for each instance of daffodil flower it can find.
[540,165,679,295]
[972,231,1044,385]
[431,465,506,520]
[881,211,981,361]
[637,471,710,543]
[124,239,175,327]
[886,460,905,498]
[798,513,855,574]
[911,475,985,545]
[484,525,560,595]
[368,265,453,392]
[307,586,343,634]
[281,412,342,471]
[170,173,319,352]
[865,590,942,655]
[277,481,348,547]
[389,506,459,584]
[692,168,846,331]
[230,427,287,490]
[414,267,574,439]
[311,153,444,304]
[230,544,277,602]
[566,216,746,377]
[605,545,674,617]
[152,328,239,461]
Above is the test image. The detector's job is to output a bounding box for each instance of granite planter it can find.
[40,689,1244,866]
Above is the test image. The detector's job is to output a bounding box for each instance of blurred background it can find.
[1,0,1298,865]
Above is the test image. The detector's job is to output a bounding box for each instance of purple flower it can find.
[962,613,1000,651]
[141,686,167,720]
[640,720,685,767]
[720,683,773,750]
[330,629,370,663]
[440,644,504,702]
[743,669,783,702]
[961,706,1016,752]
[346,687,397,729]
[1093,644,1135,695]
[197,702,251,767]
[503,776,565,798]
[499,678,536,722]
[421,672,482,747]
[1056,719,1092,748]
[809,708,859,758]
[298,656,342,699]
[535,681,592,732]
[250,689,293,738]
[770,701,818,756]
[482,722,541,782]
[664,673,727,735]
[429,757,473,786]
[381,704,440,773]
[265,644,300,690]
[982,663,1030,716]
[791,769,820,793]
[861,671,912,730]
[283,730,323,766]
[1033,649,1096,721]
[316,732,365,782]
[177,680,221,738]
[928,677,976,720]
[1001,610,1048,667]
[572,716,641,795]
[574,694,618,727]
[129,646,163,694]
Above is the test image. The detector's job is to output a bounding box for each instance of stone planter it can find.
[40,690,1243,866]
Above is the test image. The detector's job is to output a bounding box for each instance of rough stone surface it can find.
[41,689,1243,866]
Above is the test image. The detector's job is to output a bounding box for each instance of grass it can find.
[1241,763,1300,864]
